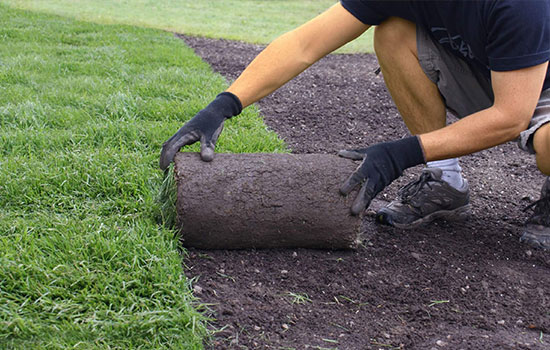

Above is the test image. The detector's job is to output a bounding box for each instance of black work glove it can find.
[159,92,242,170]
[339,136,426,215]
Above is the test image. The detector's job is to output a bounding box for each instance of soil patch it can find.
[178,35,550,350]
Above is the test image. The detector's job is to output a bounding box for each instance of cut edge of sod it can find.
[157,165,178,229]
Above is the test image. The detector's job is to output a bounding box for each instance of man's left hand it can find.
[339,136,426,215]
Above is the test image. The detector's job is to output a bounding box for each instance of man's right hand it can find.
[338,136,426,215]
[159,92,242,170]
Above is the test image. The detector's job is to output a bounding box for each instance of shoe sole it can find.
[519,230,550,250]
[378,204,472,230]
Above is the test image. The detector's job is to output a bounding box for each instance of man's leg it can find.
[375,17,467,189]
[372,17,471,228]
[374,17,446,134]
[520,122,550,249]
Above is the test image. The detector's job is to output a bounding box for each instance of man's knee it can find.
[374,17,417,56]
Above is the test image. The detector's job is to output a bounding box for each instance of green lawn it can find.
[1,0,374,53]
[0,4,285,349]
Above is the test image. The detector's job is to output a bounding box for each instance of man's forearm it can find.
[421,63,547,161]
[226,30,314,108]
[226,3,369,108]
[419,106,529,161]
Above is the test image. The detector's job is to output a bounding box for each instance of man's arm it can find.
[227,3,370,108]
[160,3,369,168]
[339,62,548,215]
[419,62,548,161]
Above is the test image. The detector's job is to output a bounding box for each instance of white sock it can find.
[427,158,467,191]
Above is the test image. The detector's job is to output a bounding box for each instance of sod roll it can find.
[173,153,363,249]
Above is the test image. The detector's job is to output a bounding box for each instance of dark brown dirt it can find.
[178,35,550,350]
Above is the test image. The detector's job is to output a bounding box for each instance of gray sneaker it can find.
[376,168,471,229]
[520,177,550,250]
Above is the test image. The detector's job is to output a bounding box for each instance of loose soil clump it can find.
[178,35,550,350]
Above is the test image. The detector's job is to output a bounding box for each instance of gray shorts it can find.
[417,26,550,154]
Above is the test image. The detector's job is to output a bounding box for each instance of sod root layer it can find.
[179,35,550,350]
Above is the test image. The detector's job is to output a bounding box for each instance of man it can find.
[160,1,550,249]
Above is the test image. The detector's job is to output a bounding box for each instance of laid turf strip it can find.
[0,5,284,349]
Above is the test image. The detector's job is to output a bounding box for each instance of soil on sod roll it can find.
[173,153,363,250]
[178,35,550,350]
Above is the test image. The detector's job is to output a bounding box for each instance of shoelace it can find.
[398,172,443,203]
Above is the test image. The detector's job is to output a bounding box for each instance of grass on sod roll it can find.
[0,4,286,349]
[1,0,374,53]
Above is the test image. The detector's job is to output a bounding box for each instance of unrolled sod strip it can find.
[173,152,363,249]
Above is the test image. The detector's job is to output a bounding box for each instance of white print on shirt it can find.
[431,27,475,60]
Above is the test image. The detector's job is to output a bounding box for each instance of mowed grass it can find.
[2,0,374,53]
[0,4,285,349]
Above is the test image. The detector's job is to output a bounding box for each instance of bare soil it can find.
[178,35,550,350]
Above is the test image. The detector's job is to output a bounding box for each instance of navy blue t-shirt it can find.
[341,0,550,91]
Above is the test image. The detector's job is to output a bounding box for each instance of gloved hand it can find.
[159,92,242,170]
[339,136,425,215]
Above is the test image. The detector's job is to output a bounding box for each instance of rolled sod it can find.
[173,152,363,249]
